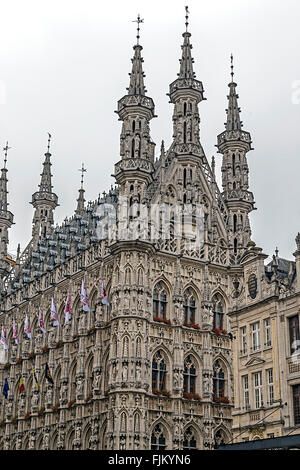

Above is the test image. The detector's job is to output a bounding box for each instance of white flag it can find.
[80,279,90,312]
[1,326,8,350]
[38,308,46,334]
[100,279,110,306]
[50,297,60,326]
[64,294,72,324]
[13,320,19,345]
[24,314,32,339]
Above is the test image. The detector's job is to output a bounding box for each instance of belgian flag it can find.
[45,363,54,384]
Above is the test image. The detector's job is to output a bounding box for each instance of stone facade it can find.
[0,14,296,451]
[229,241,300,442]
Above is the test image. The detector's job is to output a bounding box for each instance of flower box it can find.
[51,403,60,411]
[184,323,200,330]
[24,412,31,420]
[67,399,75,408]
[183,392,201,401]
[28,352,35,359]
[42,346,49,353]
[72,334,79,340]
[152,389,171,397]
[3,363,10,370]
[212,328,228,336]
[16,358,22,365]
[213,395,230,404]
[87,327,96,335]
[55,341,63,348]
[38,408,45,415]
[85,394,93,403]
[153,317,171,325]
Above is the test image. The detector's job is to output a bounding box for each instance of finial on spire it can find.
[230,53,234,82]
[47,132,52,153]
[3,142,11,169]
[132,14,144,45]
[185,6,190,32]
[78,163,87,189]
[275,246,279,257]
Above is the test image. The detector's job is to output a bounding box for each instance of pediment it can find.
[244,356,266,367]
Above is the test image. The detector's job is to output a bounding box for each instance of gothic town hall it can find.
[0,12,280,450]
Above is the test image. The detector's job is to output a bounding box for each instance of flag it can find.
[18,376,25,394]
[38,308,46,335]
[100,279,110,306]
[24,314,32,339]
[80,279,90,312]
[32,367,39,390]
[2,378,9,399]
[0,326,8,350]
[64,294,72,324]
[13,319,19,345]
[50,297,59,326]
[45,363,54,384]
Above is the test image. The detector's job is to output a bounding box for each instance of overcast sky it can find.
[0,0,299,263]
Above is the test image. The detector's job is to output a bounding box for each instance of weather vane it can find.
[47,132,52,152]
[3,141,11,169]
[78,163,87,189]
[133,14,144,45]
[185,6,190,32]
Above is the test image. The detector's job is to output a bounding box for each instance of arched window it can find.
[183,168,187,188]
[213,361,225,398]
[137,268,144,285]
[183,102,187,116]
[151,424,166,450]
[120,412,127,433]
[153,283,167,320]
[152,351,166,392]
[183,289,196,325]
[124,267,132,285]
[183,427,197,449]
[214,429,227,449]
[183,356,196,394]
[183,121,187,143]
[134,413,141,433]
[212,294,224,330]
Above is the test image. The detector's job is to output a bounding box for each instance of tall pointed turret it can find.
[31,134,58,248]
[76,163,86,215]
[0,143,14,282]
[115,15,156,199]
[217,56,255,263]
[168,6,205,157]
[127,43,146,96]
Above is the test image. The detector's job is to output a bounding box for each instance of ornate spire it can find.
[217,57,255,264]
[127,15,146,96]
[225,56,243,133]
[115,15,156,187]
[31,134,58,245]
[76,163,86,214]
[0,143,12,214]
[168,6,204,157]
[217,56,252,149]
[178,7,195,80]
[0,143,14,281]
